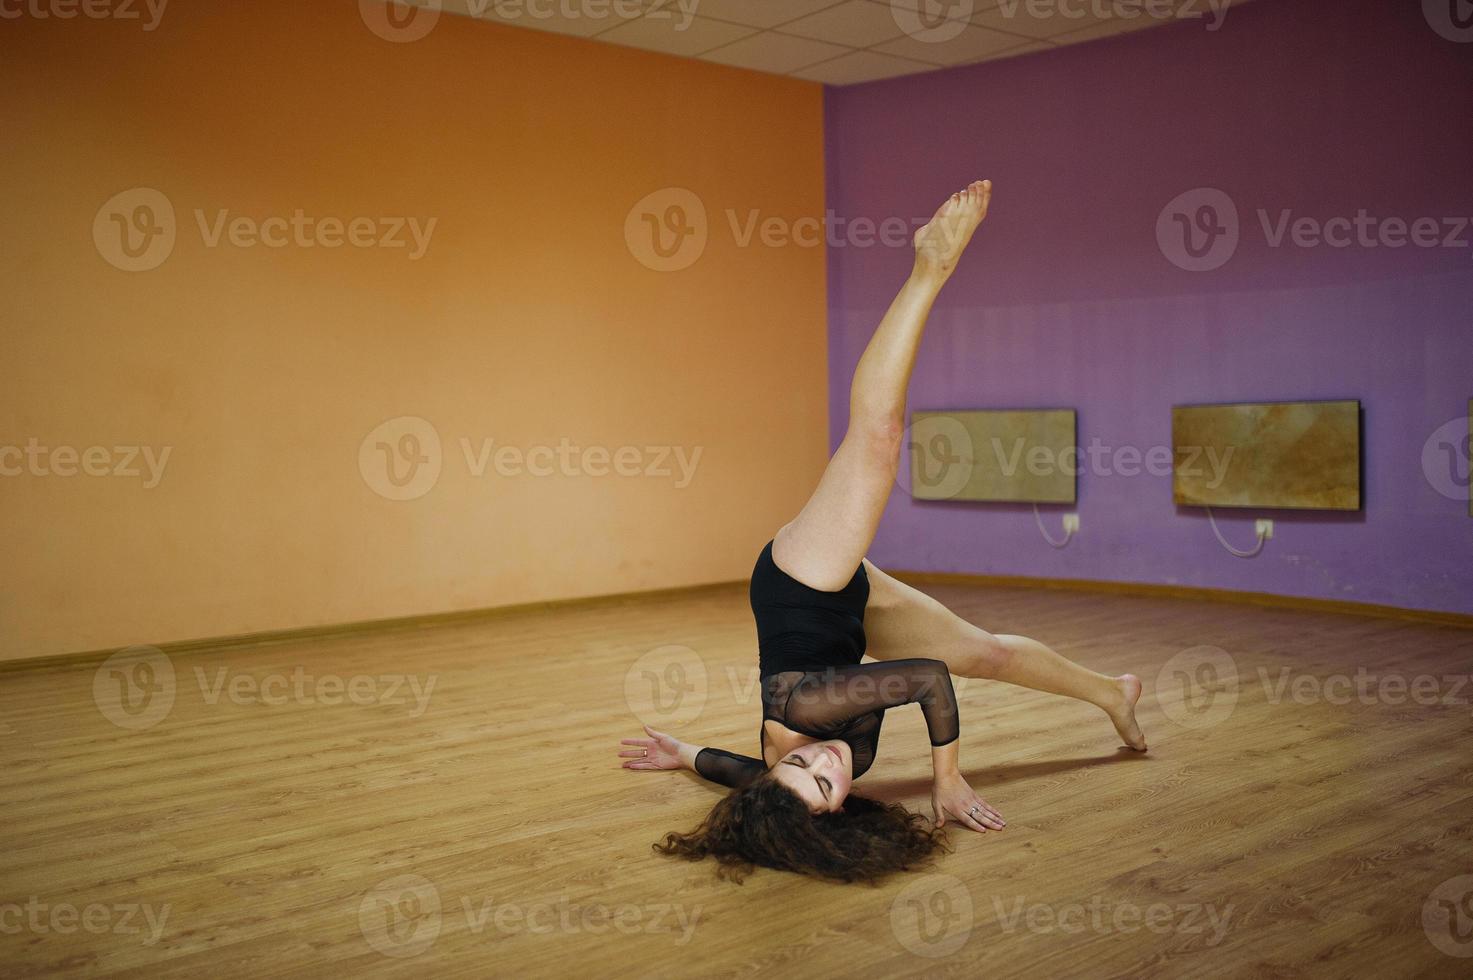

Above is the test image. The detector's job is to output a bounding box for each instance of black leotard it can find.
[693,539,959,788]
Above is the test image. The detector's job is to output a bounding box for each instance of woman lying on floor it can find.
[619,181,1146,884]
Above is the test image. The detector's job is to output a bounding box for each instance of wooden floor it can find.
[3,580,1472,978]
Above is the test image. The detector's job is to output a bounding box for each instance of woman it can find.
[618,181,1146,884]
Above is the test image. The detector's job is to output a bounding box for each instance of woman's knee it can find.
[958,630,1014,678]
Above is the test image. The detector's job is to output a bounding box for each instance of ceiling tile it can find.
[881,0,994,20]
[441,0,646,37]
[791,49,941,84]
[968,2,1105,39]
[683,0,851,29]
[438,0,1257,83]
[596,11,757,56]
[871,21,1024,65]
[779,0,910,47]
[699,32,851,74]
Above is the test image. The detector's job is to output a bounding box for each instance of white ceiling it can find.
[434,0,1238,85]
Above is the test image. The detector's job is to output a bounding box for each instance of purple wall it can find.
[824,0,1473,615]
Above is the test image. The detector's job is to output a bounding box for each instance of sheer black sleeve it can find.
[693,747,767,788]
[779,658,959,747]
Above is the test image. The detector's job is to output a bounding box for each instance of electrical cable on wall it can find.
[1032,503,1074,549]
[1205,506,1268,558]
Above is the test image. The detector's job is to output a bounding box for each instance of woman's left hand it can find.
[931,772,1005,832]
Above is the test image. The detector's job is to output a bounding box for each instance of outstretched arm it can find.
[690,746,766,789]
[618,724,766,789]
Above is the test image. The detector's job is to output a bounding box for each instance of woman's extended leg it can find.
[772,180,991,591]
[862,560,1148,750]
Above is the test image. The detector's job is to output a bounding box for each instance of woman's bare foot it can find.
[1105,674,1148,751]
[913,179,991,282]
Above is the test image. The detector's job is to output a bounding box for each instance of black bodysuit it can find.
[693,539,960,788]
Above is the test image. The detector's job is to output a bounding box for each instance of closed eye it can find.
[782,754,831,802]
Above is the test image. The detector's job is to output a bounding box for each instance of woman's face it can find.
[771,739,853,813]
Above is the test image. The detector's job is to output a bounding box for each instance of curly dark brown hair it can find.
[653,771,950,884]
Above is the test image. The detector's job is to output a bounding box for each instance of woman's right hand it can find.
[618,724,685,771]
[931,771,1006,832]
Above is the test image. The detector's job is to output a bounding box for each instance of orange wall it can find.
[0,0,829,661]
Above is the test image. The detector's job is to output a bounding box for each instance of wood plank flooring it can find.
[2,579,1472,978]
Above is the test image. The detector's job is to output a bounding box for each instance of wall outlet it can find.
[1255,518,1274,540]
[1063,513,1080,534]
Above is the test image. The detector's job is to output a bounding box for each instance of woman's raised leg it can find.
[772,180,992,591]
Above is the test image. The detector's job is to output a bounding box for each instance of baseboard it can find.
[5,570,1467,674]
[887,569,1473,630]
[0,579,741,674]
